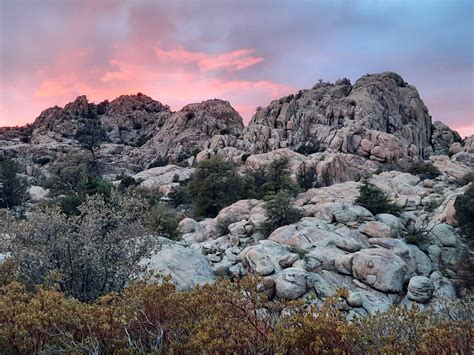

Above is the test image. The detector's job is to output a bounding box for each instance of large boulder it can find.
[142,238,215,289]
[352,248,407,292]
[407,276,434,303]
[134,165,194,189]
[275,267,308,299]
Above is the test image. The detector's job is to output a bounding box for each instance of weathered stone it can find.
[275,267,308,299]
[407,276,434,303]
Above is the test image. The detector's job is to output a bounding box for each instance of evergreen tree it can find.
[0,158,29,211]
[355,177,401,216]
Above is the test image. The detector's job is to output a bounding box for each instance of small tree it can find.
[407,162,441,180]
[355,177,401,216]
[145,203,179,240]
[46,160,112,215]
[297,163,319,191]
[8,192,154,302]
[454,184,474,240]
[75,118,107,160]
[0,158,29,211]
[187,156,255,217]
[261,191,303,237]
[259,157,300,197]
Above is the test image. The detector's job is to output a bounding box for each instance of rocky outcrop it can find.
[204,72,435,165]
[31,94,171,147]
[141,237,215,290]
[431,121,462,155]
[138,99,244,165]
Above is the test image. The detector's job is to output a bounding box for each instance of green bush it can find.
[46,162,112,215]
[297,163,319,191]
[74,118,107,159]
[460,171,474,186]
[296,139,321,155]
[355,177,401,216]
[0,158,29,211]
[248,157,300,198]
[454,184,474,239]
[261,191,303,237]
[186,156,255,217]
[145,204,179,240]
[407,162,441,180]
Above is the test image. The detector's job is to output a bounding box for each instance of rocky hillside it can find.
[1,71,473,316]
[204,72,465,166]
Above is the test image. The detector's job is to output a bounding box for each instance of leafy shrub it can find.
[145,203,179,240]
[261,191,303,236]
[0,277,470,354]
[6,193,154,302]
[0,158,29,211]
[454,184,474,239]
[407,162,441,180]
[460,170,474,186]
[74,118,107,159]
[148,156,169,168]
[297,163,319,191]
[248,157,300,199]
[46,162,112,215]
[186,156,255,217]
[295,139,321,155]
[118,175,140,191]
[355,177,402,216]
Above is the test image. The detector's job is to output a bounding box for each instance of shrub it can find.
[407,162,441,180]
[145,203,179,240]
[454,184,474,239]
[320,168,333,187]
[118,175,140,191]
[460,170,474,186]
[74,118,107,159]
[261,191,303,236]
[186,156,255,217]
[254,157,300,198]
[0,277,472,353]
[0,158,29,211]
[295,139,320,155]
[297,163,319,191]
[355,177,402,216]
[148,156,169,168]
[6,192,154,302]
[46,162,112,215]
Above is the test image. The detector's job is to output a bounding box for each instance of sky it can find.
[0,0,473,137]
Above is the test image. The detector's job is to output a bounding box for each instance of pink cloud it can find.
[155,47,264,72]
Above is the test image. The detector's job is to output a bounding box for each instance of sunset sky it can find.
[0,0,473,136]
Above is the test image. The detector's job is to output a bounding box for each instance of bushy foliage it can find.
[148,155,169,168]
[297,163,320,190]
[0,278,471,354]
[355,177,402,216]
[407,161,441,180]
[295,139,321,155]
[145,203,179,240]
[261,191,303,237]
[186,156,255,217]
[455,183,474,239]
[0,158,29,211]
[6,193,155,302]
[46,160,112,215]
[74,118,107,159]
[460,170,474,186]
[248,157,300,199]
